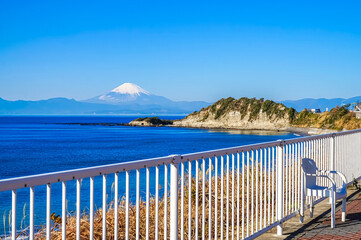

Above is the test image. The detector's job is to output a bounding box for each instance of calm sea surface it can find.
[0,116,298,234]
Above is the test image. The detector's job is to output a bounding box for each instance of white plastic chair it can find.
[300,158,347,228]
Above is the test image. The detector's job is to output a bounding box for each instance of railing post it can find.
[12,189,16,240]
[330,134,335,171]
[170,155,180,240]
[329,134,336,203]
[276,141,284,235]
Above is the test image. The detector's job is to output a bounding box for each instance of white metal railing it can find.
[1,129,361,239]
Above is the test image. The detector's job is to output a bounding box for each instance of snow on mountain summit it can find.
[111,83,150,96]
[86,83,155,104]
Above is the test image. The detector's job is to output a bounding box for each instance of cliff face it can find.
[173,97,294,130]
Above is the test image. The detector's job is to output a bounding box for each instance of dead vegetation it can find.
[8,165,280,240]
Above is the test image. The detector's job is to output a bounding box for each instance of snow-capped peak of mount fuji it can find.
[86,82,160,104]
[111,83,150,96]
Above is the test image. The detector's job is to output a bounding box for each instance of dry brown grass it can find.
[12,165,279,240]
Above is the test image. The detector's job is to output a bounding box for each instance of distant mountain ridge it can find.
[2,83,360,115]
[280,96,361,112]
[0,83,209,115]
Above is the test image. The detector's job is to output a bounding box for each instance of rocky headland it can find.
[172,97,361,135]
[173,97,291,131]
[129,117,174,127]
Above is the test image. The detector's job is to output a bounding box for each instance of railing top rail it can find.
[0,155,175,192]
[1,128,360,192]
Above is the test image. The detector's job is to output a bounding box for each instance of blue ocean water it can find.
[0,116,298,235]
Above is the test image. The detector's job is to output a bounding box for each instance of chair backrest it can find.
[301,158,318,188]
[301,158,318,174]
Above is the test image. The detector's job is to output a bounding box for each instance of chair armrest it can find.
[318,170,347,185]
[305,173,336,190]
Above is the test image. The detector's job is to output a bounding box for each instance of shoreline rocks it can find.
[129,117,173,127]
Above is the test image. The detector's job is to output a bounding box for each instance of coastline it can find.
[58,121,340,136]
[169,124,339,136]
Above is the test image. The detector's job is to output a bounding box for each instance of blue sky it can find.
[1,1,361,102]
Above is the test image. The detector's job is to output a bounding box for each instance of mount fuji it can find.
[85,83,175,106]
[0,83,209,114]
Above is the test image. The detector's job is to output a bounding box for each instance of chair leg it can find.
[300,194,304,223]
[331,191,335,228]
[342,198,346,222]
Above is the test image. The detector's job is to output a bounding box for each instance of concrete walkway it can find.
[258,185,361,239]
